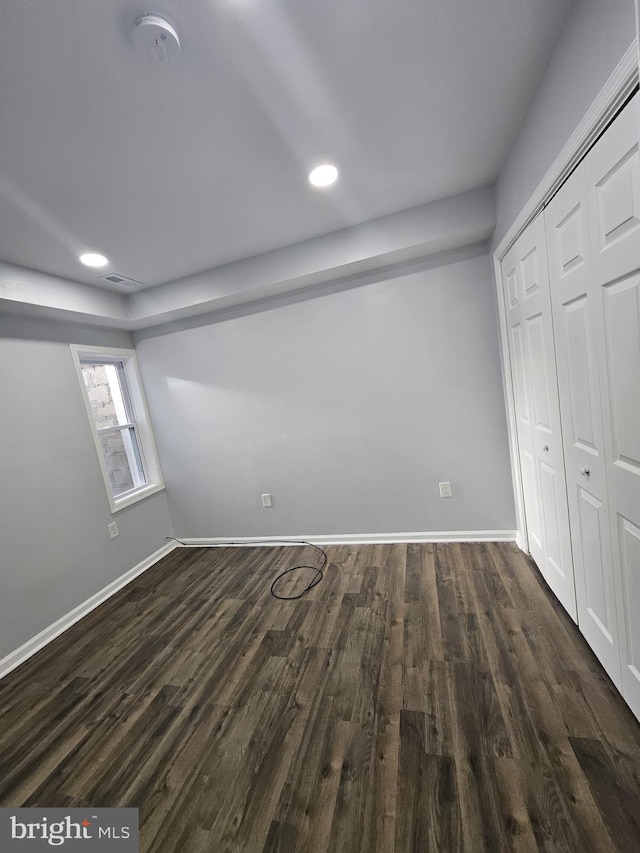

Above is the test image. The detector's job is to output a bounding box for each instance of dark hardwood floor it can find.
[1,542,639,852]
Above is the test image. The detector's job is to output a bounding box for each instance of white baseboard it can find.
[0,532,517,681]
[0,541,177,682]
[176,530,518,547]
[515,531,528,553]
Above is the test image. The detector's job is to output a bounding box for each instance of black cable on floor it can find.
[164,536,328,600]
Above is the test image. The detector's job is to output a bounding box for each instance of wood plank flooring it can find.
[1,542,639,852]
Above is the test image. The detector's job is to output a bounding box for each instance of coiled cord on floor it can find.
[164,536,328,600]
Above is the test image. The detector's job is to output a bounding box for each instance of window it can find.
[70,345,164,512]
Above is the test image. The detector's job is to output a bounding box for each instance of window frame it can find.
[70,344,165,513]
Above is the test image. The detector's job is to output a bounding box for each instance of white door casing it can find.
[544,165,622,687]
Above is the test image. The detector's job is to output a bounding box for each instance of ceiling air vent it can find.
[99,274,143,289]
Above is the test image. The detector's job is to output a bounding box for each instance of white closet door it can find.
[544,166,622,687]
[502,243,544,565]
[503,214,577,621]
[585,93,640,716]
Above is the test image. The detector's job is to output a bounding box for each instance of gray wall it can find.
[0,315,173,661]
[136,251,516,538]
[495,0,637,245]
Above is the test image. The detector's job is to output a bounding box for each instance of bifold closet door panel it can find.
[586,92,640,716]
[544,166,622,688]
[503,214,577,621]
[503,244,545,566]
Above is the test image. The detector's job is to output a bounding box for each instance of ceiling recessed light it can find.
[308,164,338,188]
[79,252,108,268]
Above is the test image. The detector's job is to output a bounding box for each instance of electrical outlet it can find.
[261,493,273,508]
[439,481,452,498]
[108,521,119,539]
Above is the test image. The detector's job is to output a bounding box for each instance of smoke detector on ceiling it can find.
[131,13,180,63]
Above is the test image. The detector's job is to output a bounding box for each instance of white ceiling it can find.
[0,0,572,291]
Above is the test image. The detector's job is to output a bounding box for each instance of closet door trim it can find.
[495,40,638,264]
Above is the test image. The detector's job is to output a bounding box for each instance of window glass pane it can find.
[98,427,146,497]
[81,362,131,428]
[72,346,162,508]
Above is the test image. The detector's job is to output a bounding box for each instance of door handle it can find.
[580,467,591,476]
[542,444,549,452]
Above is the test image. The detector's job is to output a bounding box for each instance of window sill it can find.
[110,482,165,513]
